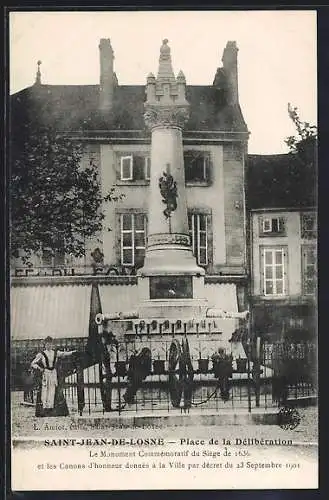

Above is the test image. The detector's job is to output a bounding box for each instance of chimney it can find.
[222,41,239,106]
[99,38,115,112]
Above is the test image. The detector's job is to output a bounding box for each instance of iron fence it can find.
[12,337,317,416]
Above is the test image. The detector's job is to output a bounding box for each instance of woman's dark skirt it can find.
[35,385,69,417]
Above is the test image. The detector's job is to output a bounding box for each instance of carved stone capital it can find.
[144,105,190,129]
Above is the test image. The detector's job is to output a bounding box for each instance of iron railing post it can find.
[117,347,122,416]
[247,342,252,413]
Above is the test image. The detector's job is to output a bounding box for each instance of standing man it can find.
[99,332,118,412]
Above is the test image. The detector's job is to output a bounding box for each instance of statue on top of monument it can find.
[160,39,171,60]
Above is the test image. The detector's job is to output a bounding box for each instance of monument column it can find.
[138,40,207,315]
[140,39,204,277]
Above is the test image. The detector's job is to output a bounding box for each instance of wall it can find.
[185,144,226,266]
[222,142,246,272]
[251,209,316,298]
[100,143,150,265]
[11,139,246,275]
[100,141,246,271]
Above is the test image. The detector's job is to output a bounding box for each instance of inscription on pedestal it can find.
[148,233,191,248]
[150,275,193,299]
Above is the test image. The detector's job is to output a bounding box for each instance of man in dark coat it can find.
[99,332,118,412]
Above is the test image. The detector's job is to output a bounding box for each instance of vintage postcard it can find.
[9,9,318,491]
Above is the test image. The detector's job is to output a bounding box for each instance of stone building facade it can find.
[10,39,316,344]
[247,154,317,342]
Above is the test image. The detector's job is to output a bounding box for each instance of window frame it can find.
[119,212,147,267]
[260,246,288,297]
[184,151,210,184]
[188,212,209,266]
[119,154,150,182]
[259,216,285,237]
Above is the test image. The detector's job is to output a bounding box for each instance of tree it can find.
[285,103,317,170]
[283,104,317,207]
[10,120,123,265]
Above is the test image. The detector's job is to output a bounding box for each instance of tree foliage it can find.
[285,103,317,170]
[10,119,123,264]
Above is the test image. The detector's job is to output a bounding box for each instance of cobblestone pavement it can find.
[11,392,318,444]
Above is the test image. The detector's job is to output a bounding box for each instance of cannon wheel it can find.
[181,336,194,409]
[168,338,194,409]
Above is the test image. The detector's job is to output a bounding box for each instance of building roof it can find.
[10,83,248,135]
[247,154,316,210]
[10,85,316,211]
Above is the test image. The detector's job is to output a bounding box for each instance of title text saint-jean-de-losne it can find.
[44,437,293,447]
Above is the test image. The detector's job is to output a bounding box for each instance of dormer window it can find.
[260,216,285,236]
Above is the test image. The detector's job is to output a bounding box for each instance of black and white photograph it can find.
[9,9,318,491]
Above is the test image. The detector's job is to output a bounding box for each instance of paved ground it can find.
[11,391,318,443]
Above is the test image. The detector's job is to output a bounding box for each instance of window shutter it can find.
[301,244,317,295]
[120,156,133,180]
[204,154,210,182]
[207,213,212,265]
[283,248,288,295]
[278,217,285,233]
[145,157,151,180]
[263,218,271,232]
[260,247,265,295]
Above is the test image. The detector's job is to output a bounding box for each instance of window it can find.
[184,151,210,183]
[120,213,147,267]
[188,213,208,266]
[261,247,287,296]
[301,213,316,239]
[119,154,150,181]
[288,317,304,329]
[260,216,285,236]
[302,245,317,295]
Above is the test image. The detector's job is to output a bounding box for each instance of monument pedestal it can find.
[137,275,208,319]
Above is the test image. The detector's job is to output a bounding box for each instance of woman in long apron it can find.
[31,336,76,417]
